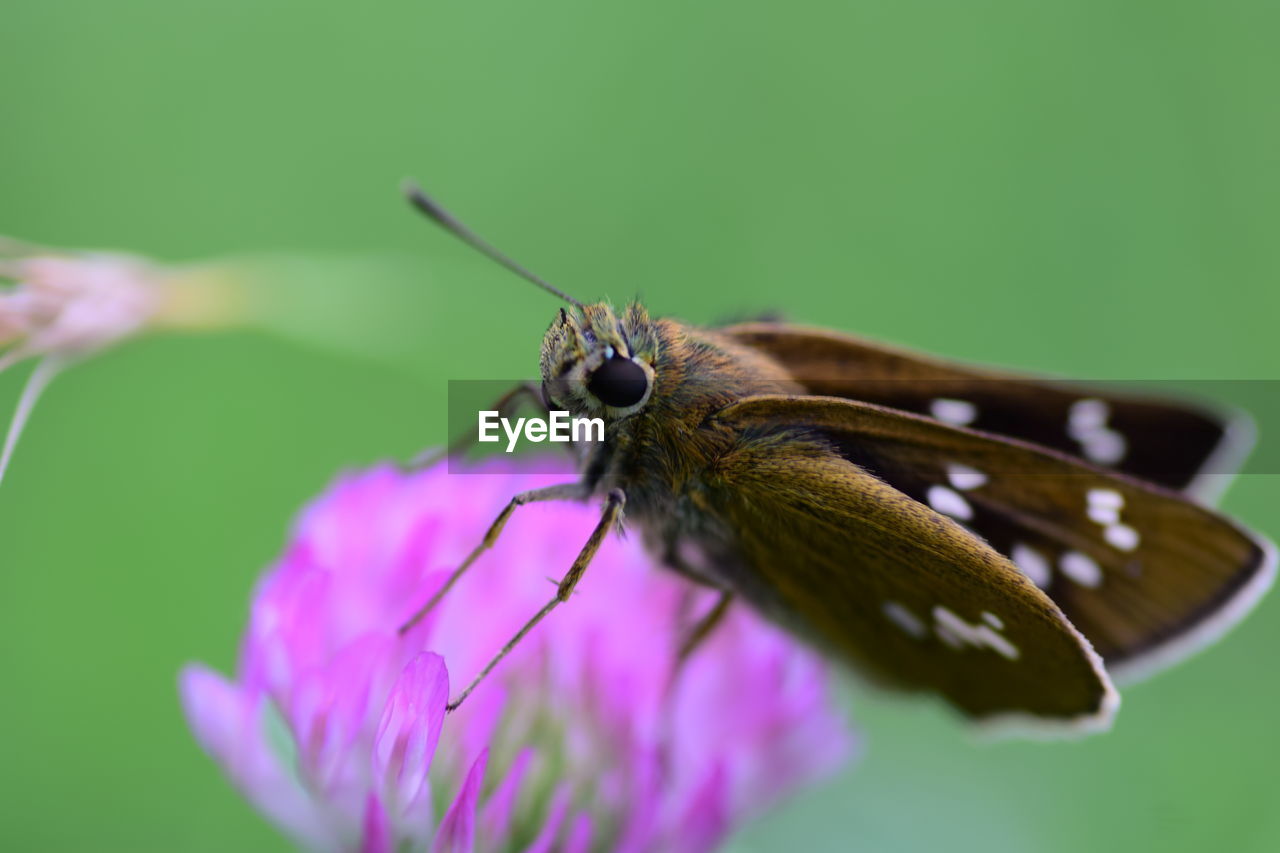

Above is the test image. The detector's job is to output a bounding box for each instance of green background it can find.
[3,1,1278,850]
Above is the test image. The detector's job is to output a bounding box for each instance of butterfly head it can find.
[401,185,661,419]
[540,301,659,418]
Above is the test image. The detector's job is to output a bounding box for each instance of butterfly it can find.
[401,184,1275,735]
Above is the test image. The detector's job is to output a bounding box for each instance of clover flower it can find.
[180,459,852,851]
[0,236,428,490]
[0,239,246,486]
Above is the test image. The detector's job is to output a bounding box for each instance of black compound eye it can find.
[587,356,649,408]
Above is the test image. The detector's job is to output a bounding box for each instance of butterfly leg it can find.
[659,589,733,707]
[398,479,591,634]
[445,488,626,712]
[403,381,545,471]
[677,589,733,664]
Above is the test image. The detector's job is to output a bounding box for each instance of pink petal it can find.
[563,812,593,853]
[244,558,331,695]
[289,633,390,792]
[388,518,447,624]
[361,793,392,853]
[179,664,251,768]
[373,653,449,814]
[432,749,488,853]
[178,665,330,849]
[671,762,729,853]
[521,784,572,853]
[614,746,663,853]
[479,748,535,846]
[395,567,453,647]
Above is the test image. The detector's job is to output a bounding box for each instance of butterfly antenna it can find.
[403,181,586,310]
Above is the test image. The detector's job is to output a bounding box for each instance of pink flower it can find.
[0,245,163,487]
[180,459,853,851]
[0,250,161,369]
[0,239,245,488]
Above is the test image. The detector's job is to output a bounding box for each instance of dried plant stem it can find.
[0,356,65,488]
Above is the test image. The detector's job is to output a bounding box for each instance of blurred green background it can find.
[3,1,1278,850]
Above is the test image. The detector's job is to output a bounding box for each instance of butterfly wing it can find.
[715,395,1275,685]
[720,322,1253,504]
[684,409,1116,730]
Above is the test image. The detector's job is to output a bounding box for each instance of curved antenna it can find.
[403,181,585,309]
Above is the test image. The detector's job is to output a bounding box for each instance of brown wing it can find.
[716,395,1275,686]
[720,322,1253,504]
[690,407,1117,732]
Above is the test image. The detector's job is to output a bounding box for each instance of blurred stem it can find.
[154,253,436,370]
[154,265,253,331]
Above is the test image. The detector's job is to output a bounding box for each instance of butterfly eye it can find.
[587,355,649,408]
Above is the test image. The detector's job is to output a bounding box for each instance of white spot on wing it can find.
[1087,488,1125,510]
[927,485,973,521]
[1069,398,1110,431]
[1104,523,1140,551]
[1082,432,1127,465]
[1011,543,1052,588]
[1068,399,1127,465]
[1088,505,1121,525]
[982,611,1004,630]
[1060,550,1103,587]
[936,626,962,648]
[947,463,988,491]
[1086,487,1139,552]
[931,398,977,426]
[883,601,927,639]
[933,606,1020,660]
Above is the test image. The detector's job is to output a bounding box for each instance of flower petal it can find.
[432,749,488,853]
[614,745,663,853]
[360,793,392,853]
[290,633,390,793]
[373,652,449,815]
[179,665,249,767]
[479,748,535,847]
[178,665,331,850]
[563,812,593,853]
[521,783,571,853]
[671,761,729,853]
